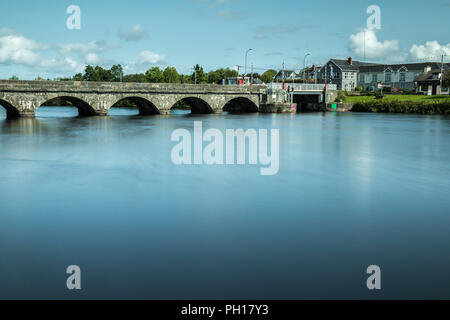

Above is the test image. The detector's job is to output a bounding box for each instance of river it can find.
[1,106,450,299]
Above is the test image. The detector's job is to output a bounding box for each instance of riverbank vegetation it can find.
[345,94,450,103]
[351,98,450,114]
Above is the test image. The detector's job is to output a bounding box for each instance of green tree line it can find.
[56,64,278,84]
[11,65,279,84]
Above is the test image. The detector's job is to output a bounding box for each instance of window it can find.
[400,73,406,82]
[385,73,391,82]
[372,74,378,82]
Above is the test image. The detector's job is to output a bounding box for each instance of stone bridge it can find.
[0,80,266,118]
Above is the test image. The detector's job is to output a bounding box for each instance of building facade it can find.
[318,57,374,91]
[318,57,449,93]
[358,62,450,92]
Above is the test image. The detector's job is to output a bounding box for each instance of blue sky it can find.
[1,0,449,79]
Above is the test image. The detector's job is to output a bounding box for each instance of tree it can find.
[123,74,147,83]
[73,73,83,81]
[163,67,180,83]
[444,70,450,88]
[206,68,238,84]
[180,74,193,84]
[192,64,207,84]
[260,69,277,84]
[207,70,222,84]
[223,68,239,79]
[82,65,116,82]
[9,75,19,80]
[145,67,164,83]
[110,64,123,82]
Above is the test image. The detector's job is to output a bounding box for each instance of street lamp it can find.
[303,53,311,83]
[245,49,253,83]
[440,54,447,94]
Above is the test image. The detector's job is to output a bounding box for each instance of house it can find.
[226,76,264,85]
[415,66,450,95]
[318,57,450,93]
[358,62,450,92]
[273,70,297,82]
[303,65,321,81]
[317,57,376,91]
[227,76,250,85]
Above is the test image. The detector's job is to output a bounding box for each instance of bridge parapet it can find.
[0,80,266,94]
[268,83,338,92]
[0,80,267,118]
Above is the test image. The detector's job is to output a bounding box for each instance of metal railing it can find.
[268,83,337,91]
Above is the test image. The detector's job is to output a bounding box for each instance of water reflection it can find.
[1,108,450,299]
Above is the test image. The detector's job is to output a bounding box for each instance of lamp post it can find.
[303,53,311,83]
[245,49,253,83]
[441,54,447,94]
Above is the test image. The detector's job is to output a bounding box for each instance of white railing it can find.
[268,83,337,91]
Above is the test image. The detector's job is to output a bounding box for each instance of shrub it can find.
[352,100,450,114]
[336,91,347,102]
[355,86,362,92]
[375,91,385,99]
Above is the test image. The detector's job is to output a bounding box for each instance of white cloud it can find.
[118,25,148,42]
[409,41,450,60]
[85,53,100,64]
[137,50,165,64]
[0,28,111,75]
[0,28,165,79]
[0,28,43,66]
[349,29,402,61]
[57,40,110,55]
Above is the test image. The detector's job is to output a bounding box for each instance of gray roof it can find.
[414,69,442,82]
[359,62,450,73]
[329,59,378,71]
[274,70,297,79]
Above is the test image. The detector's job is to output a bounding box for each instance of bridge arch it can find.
[171,97,214,114]
[38,96,97,117]
[0,98,20,118]
[110,96,160,115]
[223,97,259,113]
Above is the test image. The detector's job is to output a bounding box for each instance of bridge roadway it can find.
[0,80,266,118]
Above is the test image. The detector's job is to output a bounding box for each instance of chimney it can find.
[424,66,432,73]
[348,57,353,65]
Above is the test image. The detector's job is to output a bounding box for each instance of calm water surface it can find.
[1,106,450,299]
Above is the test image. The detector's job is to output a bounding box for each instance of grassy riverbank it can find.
[351,96,450,114]
[346,94,450,103]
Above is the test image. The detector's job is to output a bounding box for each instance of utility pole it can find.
[291,65,295,104]
[441,54,447,94]
[245,49,253,84]
[323,64,328,111]
[251,63,254,85]
[363,30,366,61]
[303,53,311,83]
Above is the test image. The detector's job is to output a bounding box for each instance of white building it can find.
[358,62,450,92]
